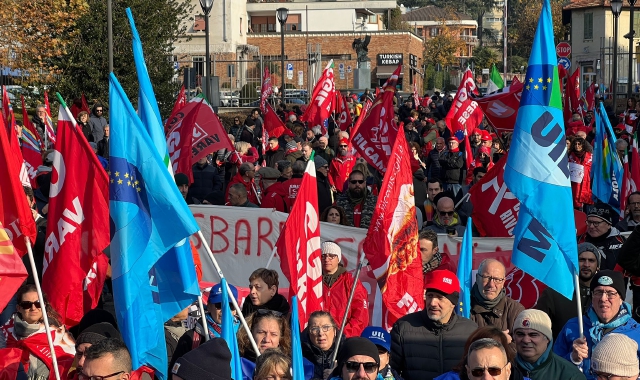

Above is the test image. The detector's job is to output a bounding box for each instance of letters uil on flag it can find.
[42,97,110,327]
[274,160,323,324]
[503,0,578,300]
[363,130,424,330]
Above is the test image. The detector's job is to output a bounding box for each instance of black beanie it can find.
[76,322,122,346]
[172,338,232,380]
[70,308,118,339]
[175,173,189,187]
[337,337,381,369]
[591,270,626,301]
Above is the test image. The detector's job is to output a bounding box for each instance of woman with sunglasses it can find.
[0,284,76,379]
[302,311,345,379]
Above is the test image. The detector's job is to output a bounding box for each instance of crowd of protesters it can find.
[5,89,640,380]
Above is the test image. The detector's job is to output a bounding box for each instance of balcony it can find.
[460,34,479,46]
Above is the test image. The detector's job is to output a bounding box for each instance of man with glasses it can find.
[425,195,465,236]
[81,338,132,380]
[73,323,123,377]
[89,103,108,143]
[332,337,380,380]
[554,271,640,380]
[328,138,356,194]
[465,338,512,380]
[470,259,524,341]
[31,104,47,139]
[336,170,377,229]
[579,203,625,271]
[590,333,639,380]
[616,192,640,232]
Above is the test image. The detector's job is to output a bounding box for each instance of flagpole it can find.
[574,273,584,338]
[25,237,61,380]
[329,251,366,365]
[197,295,210,341]
[265,247,277,269]
[196,230,261,356]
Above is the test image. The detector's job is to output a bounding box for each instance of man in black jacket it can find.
[440,137,465,197]
[390,269,477,380]
[189,157,225,202]
[314,156,332,214]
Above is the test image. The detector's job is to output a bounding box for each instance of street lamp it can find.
[628,0,637,99]
[200,0,214,104]
[277,7,289,105]
[612,0,623,112]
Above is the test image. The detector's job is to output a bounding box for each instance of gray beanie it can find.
[591,333,639,377]
[577,242,602,268]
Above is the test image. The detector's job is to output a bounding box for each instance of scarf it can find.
[206,314,222,337]
[12,314,42,339]
[348,188,368,206]
[449,147,460,153]
[516,338,553,373]
[588,302,632,344]
[323,266,346,288]
[268,143,280,152]
[422,252,443,273]
[471,282,506,310]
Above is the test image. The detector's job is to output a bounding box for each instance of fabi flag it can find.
[274,160,323,324]
[456,219,473,318]
[503,0,578,300]
[301,60,335,133]
[363,129,424,329]
[593,102,624,214]
[41,96,110,327]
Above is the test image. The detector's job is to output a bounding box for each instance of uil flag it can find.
[503,0,578,300]
[456,219,473,318]
[363,130,424,328]
[41,96,110,327]
[301,60,335,133]
[291,295,305,380]
[351,64,401,174]
[274,160,322,324]
[592,102,624,214]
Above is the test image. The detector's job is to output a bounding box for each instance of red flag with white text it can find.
[168,98,202,183]
[21,95,43,186]
[335,93,353,131]
[301,60,335,133]
[474,80,523,131]
[362,130,424,330]
[0,222,28,312]
[165,86,187,133]
[41,102,110,327]
[351,64,401,174]
[568,68,582,117]
[586,82,595,111]
[43,92,57,145]
[274,161,323,324]
[260,67,273,114]
[444,68,482,145]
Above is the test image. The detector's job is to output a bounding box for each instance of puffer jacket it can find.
[515,351,586,380]
[301,329,344,379]
[470,292,525,332]
[569,151,593,207]
[335,191,378,229]
[390,311,477,380]
[439,150,465,184]
[323,271,369,338]
[579,227,626,271]
[425,148,447,180]
[189,162,225,202]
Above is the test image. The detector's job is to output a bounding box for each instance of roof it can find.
[563,0,606,10]
[401,6,473,22]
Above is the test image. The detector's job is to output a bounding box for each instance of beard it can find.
[349,187,364,198]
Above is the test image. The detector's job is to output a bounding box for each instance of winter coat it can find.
[335,191,378,229]
[390,312,477,380]
[285,150,303,164]
[569,151,594,208]
[89,107,107,143]
[265,146,286,168]
[579,227,626,271]
[516,351,586,380]
[439,150,465,184]
[189,162,225,202]
[261,182,288,213]
[328,156,356,193]
[228,147,259,167]
[97,137,109,159]
[314,147,335,163]
[424,213,466,236]
[241,293,290,318]
[323,271,369,338]
[425,148,447,180]
[301,329,344,379]
[534,283,591,341]
[226,172,259,206]
[317,171,333,215]
[78,121,93,142]
[470,294,524,333]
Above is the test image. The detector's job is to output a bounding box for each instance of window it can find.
[193,56,204,76]
[417,27,423,35]
[635,12,640,35]
[368,14,378,23]
[584,12,593,40]
[251,16,276,33]
[430,27,438,37]
[285,14,301,32]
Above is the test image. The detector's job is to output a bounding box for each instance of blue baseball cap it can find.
[208,283,238,304]
[361,326,390,352]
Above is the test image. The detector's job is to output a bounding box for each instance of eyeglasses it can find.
[322,253,338,259]
[19,300,41,309]
[586,220,605,227]
[309,324,334,335]
[589,369,615,379]
[438,210,454,216]
[255,309,283,318]
[95,109,103,113]
[477,274,505,284]
[629,202,640,207]
[321,165,329,169]
[470,363,508,377]
[78,371,124,380]
[350,180,365,184]
[593,290,619,299]
[344,362,379,374]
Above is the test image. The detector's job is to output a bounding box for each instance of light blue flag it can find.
[592,102,623,214]
[126,8,200,319]
[109,73,200,379]
[456,218,473,318]
[503,0,578,300]
[221,278,243,380]
[291,296,305,380]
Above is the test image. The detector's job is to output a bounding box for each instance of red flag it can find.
[0,113,37,256]
[260,67,273,114]
[350,98,372,138]
[631,132,640,193]
[335,93,352,131]
[301,60,335,132]
[412,78,420,110]
[475,80,523,131]
[41,101,110,327]
[168,98,202,183]
[70,94,92,119]
[274,161,322,324]
[81,93,90,113]
[0,223,28,312]
[2,86,11,130]
[558,65,573,125]
[166,99,235,165]
[263,102,287,138]
[362,130,424,329]
[0,348,29,380]
[351,64,401,174]
[21,95,43,186]
[444,68,482,142]
[586,82,595,111]
[568,68,582,117]
[165,86,187,133]
[622,149,632,216]
[43,92,57,145]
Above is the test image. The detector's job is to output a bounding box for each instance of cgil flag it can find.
[109,73,200,379]
[301,60,335,134]
[592,102,624,214]
[164,85,186,133]
[503,0,578,300]
[456,219,473,318]
[487,64,504,94]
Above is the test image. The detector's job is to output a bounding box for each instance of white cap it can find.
[322,241,342,261]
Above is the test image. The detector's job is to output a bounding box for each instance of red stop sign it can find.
[556,42,571,58]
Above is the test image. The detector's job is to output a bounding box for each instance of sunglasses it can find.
[19,300,42,309]
[350,180,365,184]
[470,364,508,377]
[339,145,348,148]
[344,362,378,374]
[438,210,454,216]
[95,109,103,113]
[78,371,124,380]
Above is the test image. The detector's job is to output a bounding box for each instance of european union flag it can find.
[291,296,305,380]
[456,218,473,318]
[593,102,623,214]
[109,73,199,379]
[503,0,578,300]
[221,278,243,380]
[126,8,200,319]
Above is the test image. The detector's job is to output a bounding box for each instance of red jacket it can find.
[568,151,593,207]
[260,182,288,212]
[323,271,369,338]
[328,155,355,192]
[226,172,259,205]
[278,176,303,211]
[465,159,494,185]
[229,147,259,166]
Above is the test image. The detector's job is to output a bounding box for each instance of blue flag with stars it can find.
[593,102,623,214]
[456,218,473,318]
[503,0,578,300]
[109,73,199,379]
